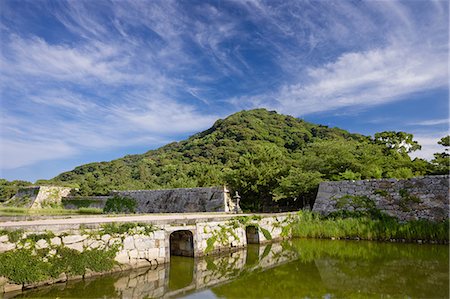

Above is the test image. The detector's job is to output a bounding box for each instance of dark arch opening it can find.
[246,226,260,244]
[170,230,194,257]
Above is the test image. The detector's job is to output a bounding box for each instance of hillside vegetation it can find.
[5,109,443,211]
[29,109,434,211]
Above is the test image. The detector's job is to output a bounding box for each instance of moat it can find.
[7,239,449,299]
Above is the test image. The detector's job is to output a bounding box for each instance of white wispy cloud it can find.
[230,1,448,116]
[409,131,448,161]
[0,0,448,176]
[0,139,77,169]
[410,119,449,126]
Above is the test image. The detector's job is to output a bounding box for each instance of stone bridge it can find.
[0,213,296,293]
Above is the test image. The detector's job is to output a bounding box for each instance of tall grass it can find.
[288,211,449,242]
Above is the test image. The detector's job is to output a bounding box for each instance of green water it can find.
[9,239,449,299]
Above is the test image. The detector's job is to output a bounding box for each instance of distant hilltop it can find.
[3,109,447,212]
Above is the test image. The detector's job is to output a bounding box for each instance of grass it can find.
[0,246,119,284]
[100,222,157,236]
[0,207,103,216]
[285,211,449,243]
[103,195,137,214]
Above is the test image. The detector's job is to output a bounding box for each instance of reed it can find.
[289,211,449,242]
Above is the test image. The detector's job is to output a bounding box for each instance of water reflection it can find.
[10,239,449,299]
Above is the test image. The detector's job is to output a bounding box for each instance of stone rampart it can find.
[62,196,109,210]
[313,175,449,221]
[0,213,294,293]
[7,186,72,209]
[114,186,239,213]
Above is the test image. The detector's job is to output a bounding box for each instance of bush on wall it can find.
[103,195,137,214]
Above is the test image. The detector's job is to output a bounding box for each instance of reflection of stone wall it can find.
[114,186,238,213]
[313,175,449,221]
[114,267,168,299]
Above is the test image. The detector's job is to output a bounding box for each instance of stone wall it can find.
[31,186,72,209]
[114,186,240,213]
[8,241,296,298]
[313,175,449,221]
[62,196,109,210]
[7,186,72,209]
[0,213,295,293]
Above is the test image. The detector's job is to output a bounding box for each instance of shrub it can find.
[103,195,137,214]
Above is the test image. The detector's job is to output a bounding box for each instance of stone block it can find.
[35,239,48,249]
[0,242,16,252]
[158,247,165,257]
[50,237,61,246]
[144,248,158,259]
[128,249,140,259]
[0,235,8,243]
[134,236,155,250]
[4,283,22,293]
[115,250,129,264]
[62,235,86,244]
[108,237,122,246]
[101,234,111,242]
[65,242,83,252]
[123,236,135,250]
[154,231,165,240]
[85,239,103,249]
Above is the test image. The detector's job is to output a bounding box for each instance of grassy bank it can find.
[0,207,103,216]
[285,211,449,243]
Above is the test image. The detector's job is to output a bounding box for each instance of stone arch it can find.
[170,230,194,257]
[245,225,260,244]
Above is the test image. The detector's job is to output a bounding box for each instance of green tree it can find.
[431,135,450,174]
[224,143,288,211]
[374,131,421,153]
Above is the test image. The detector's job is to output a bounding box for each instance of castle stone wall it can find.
[114,186,239,213]
[313,175,449,221]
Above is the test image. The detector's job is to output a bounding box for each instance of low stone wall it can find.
[7,241,296,298]
[313,175,449,221]
[0,213,295,293]
[62,196,109,210]
[114,186,240,213]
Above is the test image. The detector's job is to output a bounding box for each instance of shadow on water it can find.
[9,239,449,299]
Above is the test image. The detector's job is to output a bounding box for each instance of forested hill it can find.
[39,108,432,210]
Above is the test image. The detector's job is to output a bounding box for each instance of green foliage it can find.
[0,246,120,284]
[398,189,422,211]
[0,179,33,202]
[260,227,272,240]
[100,222,156,236]
[43,109,432,211]
[205,224,240,253]
[0,229,24,243]
[77,207,103,214]
[103,195,137,214]
[25,231,56,243]
[0,207,103,216]
[374,189,389,197]
[431,135,450,175]
[374,131,421,153]
[287,211,448,242]
[335,195,376,210]
[0,249,49,284]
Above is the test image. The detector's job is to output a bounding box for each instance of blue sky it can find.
[0,0,448,182]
